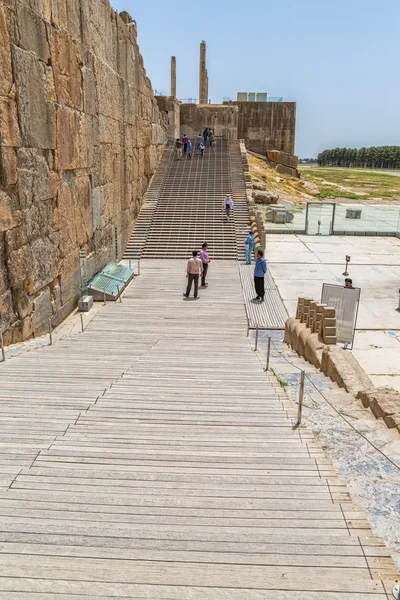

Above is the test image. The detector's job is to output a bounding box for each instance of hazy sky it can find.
[111,0,400,157]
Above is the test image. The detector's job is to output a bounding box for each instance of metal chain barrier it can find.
[260,330,400,472]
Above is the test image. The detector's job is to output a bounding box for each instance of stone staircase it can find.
[123,139,250,260]
[123,144,174,261]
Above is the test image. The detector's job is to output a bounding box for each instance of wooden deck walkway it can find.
[0,260,397,598]
[239,264,288,329]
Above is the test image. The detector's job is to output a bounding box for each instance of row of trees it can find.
[317,146,400,169]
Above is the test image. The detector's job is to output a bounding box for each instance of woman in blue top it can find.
[244,230,254,264]
[253,249,267,302]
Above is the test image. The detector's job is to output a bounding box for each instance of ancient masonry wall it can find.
[180,104,239,140]
[235,102,296,155]
[0,0,168,343]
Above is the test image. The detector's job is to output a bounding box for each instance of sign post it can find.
[343,255,351,277]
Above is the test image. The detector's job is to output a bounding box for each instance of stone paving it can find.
[0,260,398,597]
[267,234,400,391]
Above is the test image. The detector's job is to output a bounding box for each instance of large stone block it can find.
[0,96,21,147]
[267,150,299,170]
[24,0,52,22]
[51,28,83,110]
[17,148,56,208]
[16,1,49,62]
[82,66,97,115]
[0,237,8,294]
[12,44,55,148]
[32,286,51,330]
[96,60,122,119]
[0,146,17,186]
[0,289,15,331]
[0,189,20,231]
[56,106,89,170]
[0,5,14,96]
[50,0,68,29]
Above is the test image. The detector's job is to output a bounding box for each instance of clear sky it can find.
[111,0,400,158]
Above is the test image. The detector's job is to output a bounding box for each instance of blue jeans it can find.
[246,246,253,264]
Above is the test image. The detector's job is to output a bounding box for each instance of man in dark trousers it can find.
[184,251,203,299]
[200,243,210,287]
[253,249,267,302]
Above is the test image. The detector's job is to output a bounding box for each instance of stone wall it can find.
[0,1,167,343]
[235,102,296,155]
[155,96,180,140]
[179,104,238,140]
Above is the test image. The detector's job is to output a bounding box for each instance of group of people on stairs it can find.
[175,128,217,160]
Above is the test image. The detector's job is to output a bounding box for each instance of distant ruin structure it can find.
[171,56,176,98]
[199,41,208,104]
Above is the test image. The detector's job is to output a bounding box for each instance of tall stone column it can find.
[171,56,176,98]
[199,41,208,104]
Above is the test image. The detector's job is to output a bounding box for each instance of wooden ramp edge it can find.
[239,264,288,330]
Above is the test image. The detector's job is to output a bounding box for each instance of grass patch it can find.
[301,167,400,200]
[316,188,361,200]
[270,367,289,390]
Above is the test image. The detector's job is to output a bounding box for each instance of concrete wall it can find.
[180,104,238,140]
[155,96,180,140]
[0,0,167,343]
[236,102,296,155]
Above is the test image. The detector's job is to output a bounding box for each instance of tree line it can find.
[317,146,400,169]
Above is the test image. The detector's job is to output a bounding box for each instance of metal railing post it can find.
[0,330,5,362]
[297,370,306,425]
[103,291,106,305]
[49,318,53,346]
[129,259,132,270]
[80,313,84,333]
[138,259,141,276]
[265,336,271,371]
[117,285,122,303]
[254,323,259,351]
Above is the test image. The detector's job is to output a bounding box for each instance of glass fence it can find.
[263,202,400,237]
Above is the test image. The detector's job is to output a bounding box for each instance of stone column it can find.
[199,41,208,104]
[171,56,176,98]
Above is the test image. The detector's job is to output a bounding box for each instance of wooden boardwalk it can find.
[239,264,288,329]
[0,260,397,598]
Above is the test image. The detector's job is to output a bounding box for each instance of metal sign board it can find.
[321,283,360,348]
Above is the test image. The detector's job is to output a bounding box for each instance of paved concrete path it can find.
[0,261,397,598]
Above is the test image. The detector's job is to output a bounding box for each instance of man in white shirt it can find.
[224,195,233,221]
[184,251,203,299]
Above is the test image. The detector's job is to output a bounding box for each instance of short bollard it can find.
[0,330,5,362]
[138,260,141,276]
[129,259,132,270]
[80,313,84,333]
[254,324,259,352]
[117,285,122,303]
[103,291,106,305]
[49,318,53,346]
[265,337,271,371]
[297,370,306,425]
